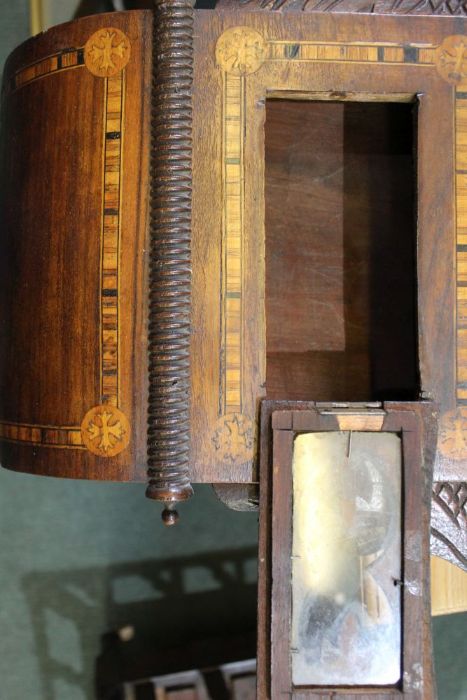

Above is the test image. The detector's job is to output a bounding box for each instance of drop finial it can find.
[161,503,180,527]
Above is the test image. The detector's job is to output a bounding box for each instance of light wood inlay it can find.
[101,72,124,408]
[84,28,131,78]
[221,71,245,415]
[457,88,467,407]
[81,405,130,457]
[268,39,436,66]
[9,48,85,93]
[216,26,266,76]
[0,421,84,449]
[214,32,257,466]
[431,555,467,615]
[435,35,467,86]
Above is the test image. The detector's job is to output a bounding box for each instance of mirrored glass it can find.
[291,431,401,686]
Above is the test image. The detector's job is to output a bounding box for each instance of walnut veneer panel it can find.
[0,11,151,480]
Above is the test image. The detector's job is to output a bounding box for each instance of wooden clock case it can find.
[1,1,467,697]
[0,2,465,558]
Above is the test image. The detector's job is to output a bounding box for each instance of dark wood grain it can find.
[257,400,317,700]
[265,99,418,403]
[146,0,195,518]
[0,11,152,481]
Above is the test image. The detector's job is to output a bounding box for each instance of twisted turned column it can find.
[147,0,195,525]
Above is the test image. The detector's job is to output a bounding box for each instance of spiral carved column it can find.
[147,0,195,525]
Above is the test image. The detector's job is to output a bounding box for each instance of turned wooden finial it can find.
[161,503,180,527]
[146,481,193,525]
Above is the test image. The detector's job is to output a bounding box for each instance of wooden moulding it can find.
[146,0,195,523]
[257,401,438,700]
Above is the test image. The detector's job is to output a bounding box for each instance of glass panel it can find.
[291,432,401,686]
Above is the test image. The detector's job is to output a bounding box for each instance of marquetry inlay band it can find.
[268,40,436,66]
[429,43,467,462]
[101,71,124,408]
[455,86,467,422]
[6,49,85,94]
[0,422,84,449]
[220,71,245,416]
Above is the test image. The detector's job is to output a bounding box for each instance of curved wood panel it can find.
[0,11,152,481]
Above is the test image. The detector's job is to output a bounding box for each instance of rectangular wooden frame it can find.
[192,10,464,483]
[257,401,437,700]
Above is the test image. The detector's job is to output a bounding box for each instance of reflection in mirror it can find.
[291,432,401,686]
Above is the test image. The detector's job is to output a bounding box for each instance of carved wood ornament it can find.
[218,0,467,14]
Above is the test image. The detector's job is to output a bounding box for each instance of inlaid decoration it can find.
[216,26,266,75]
[84,28,131,78]
[219,69,246,417]
[215,36,257,464]
[6,28,130,93]
[436,35,467,85]
[7,48,85,94]
[438,408,467,459]
[212,413,255,464]
[456,88,467,410]
[81,405,130,457]
[0,422,84,449]
[100,71,125,407]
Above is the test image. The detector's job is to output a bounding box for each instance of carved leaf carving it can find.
[431,482,467,571]
[219,0,467,14]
